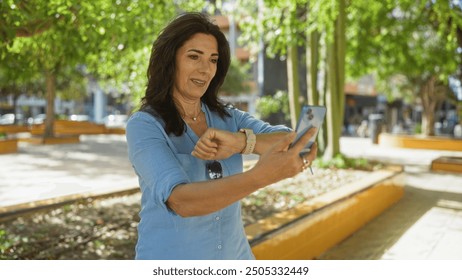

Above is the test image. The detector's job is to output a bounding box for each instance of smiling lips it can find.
[191,79,207,87]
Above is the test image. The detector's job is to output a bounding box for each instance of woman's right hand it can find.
[251,127,318,186]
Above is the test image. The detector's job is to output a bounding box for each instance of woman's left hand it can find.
[192,128,245,160]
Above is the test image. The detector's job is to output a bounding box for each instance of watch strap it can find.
[239,128,256,155]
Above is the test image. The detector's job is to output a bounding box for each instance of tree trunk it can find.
[318,40,328,155]
[324,44,340,160]
[421,109,435,136]
[12,92,19,124]
[287,45,301,129]
[44,71,56,138]
[307,28,327,155]
[306,30,320,106]
[419,76,442,136]
[323,0,346,160]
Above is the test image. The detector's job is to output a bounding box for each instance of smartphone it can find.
[293,105,326,155]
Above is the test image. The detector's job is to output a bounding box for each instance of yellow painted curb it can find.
[30,120,107,136]
[20,135,81,145]
[0,139,18,154]
[0,125,29,134]
[247,171,404,260]
[379,133,462,151]
[431,157,462,173]
[105,128,126,135]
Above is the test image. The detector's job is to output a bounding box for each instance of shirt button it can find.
[217,245,222,250]
[215,216,220,221]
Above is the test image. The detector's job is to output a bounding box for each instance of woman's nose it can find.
[198,60,212,74]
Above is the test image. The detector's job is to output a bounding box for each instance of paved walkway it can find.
[1,134,462,259]
[319,137,462,259]
[0,134,139,209]
[318,170,462,259]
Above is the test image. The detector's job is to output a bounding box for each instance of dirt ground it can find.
[0,168,369,260]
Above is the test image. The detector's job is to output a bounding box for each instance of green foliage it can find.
[414,123,422,134]
[220,58,251,95]
[56,66,87,101]
[237,0,342,58]
[237,0,306,58]
[346,0,460,88]
[238,0,346,158]
[0,46,42,98]
[0,0,208,104]
[0,229,13,258]
[314,153,380,171]
[256,90,290,121]
[345,0,462,135]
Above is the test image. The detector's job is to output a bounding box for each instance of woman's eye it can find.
[211,58,218,64]
[188,55,199,60]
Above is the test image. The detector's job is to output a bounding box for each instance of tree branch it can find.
[15,19,55,38]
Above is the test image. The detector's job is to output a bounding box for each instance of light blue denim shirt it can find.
[126,103,290,260]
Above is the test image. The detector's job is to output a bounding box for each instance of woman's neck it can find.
[174,97,202,121]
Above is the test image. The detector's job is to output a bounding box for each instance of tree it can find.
[238,0,347,159]
[346,0,461,136]
[1,0,205,137]
[237,0,305,129]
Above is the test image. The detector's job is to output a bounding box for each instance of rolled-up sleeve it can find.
[126,113,190,209]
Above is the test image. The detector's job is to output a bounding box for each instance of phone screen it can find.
[293,105,326,154]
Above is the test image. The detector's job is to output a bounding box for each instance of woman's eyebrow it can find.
[187,49,219,56]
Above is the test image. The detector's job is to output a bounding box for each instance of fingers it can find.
[191,130,218,160]
[301,142,318,162]
[291,127,318,153]
[192,140,217,159]
[299,142,318,172]
[308,142,318,160]
[304,141,318,156]
[197,137,218,152]
[192,128,238,160]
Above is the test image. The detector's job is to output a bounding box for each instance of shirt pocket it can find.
[175,153,207,182]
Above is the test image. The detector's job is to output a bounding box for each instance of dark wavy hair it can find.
[140,12,231,136]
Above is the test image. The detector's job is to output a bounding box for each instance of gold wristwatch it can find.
[239,128,256,155]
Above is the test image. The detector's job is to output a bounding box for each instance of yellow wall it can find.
[249,177,404,260]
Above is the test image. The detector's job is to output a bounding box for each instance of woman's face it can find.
[173,33,219,102]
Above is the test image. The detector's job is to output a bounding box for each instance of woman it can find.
[126,12,317,260]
